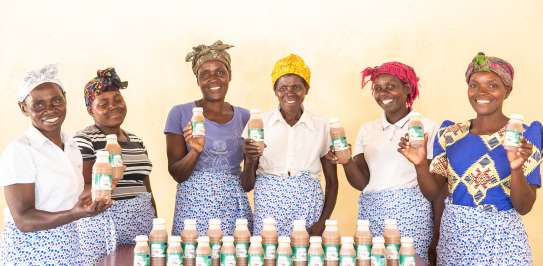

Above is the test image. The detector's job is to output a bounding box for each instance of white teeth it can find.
[382,99,393,105]
[286,100,296,104]
[477,99,490,104]
[44,117,59,123]
[210,86,220,91]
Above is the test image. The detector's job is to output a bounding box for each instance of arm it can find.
[428,178,448,266]
[508,139,538,215]
[166,122,204,183]
[143,175,158,216]
[309,157,339,236]
[240,139,263,192]
[341,153,370,191]
[82,160,93,184]
[4,183,108,232]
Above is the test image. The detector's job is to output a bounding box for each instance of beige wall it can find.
[1,0,542,263]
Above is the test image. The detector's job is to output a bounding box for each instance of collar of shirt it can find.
[24,126,77,149]
[381,110,413,141]
[268,106,315,130]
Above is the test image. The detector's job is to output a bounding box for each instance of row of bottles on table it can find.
[91,134,124,201]
[134,218,415,266]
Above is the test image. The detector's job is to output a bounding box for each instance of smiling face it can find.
[88,90,127,129]
[372,74,410,115]
[196,60,231,102]
[468,71,511,116]
[274,74,308,113]
[19,82,66,135]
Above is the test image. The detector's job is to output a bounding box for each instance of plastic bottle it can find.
[407,112,424,148]
[248,236,264,266]
[221,236,236,266]
[105,134,123,188]
[150,218,168,266]
[383,219,400,266]
[291,219,309,265]
[308,236,324,266]
[504,114,525,150]
[353,220,372,266]
[196,236,211,266]
[248,109,265,150]
[339,237,355,266]
[262,218,278,266]
[192,107,205,136]
[91,150,112,202]
[399,237,416,266]
[167,236,183,266]
[276,236,292,266]
[329,118,350,164]
[134,235,151,266]
[234,218,251,266]
[208,219,223,266]
[322,219,340,266]
[370,237,385,266]
[182,219,199,266]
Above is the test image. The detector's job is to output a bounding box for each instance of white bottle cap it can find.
[309,236,322,244]
[106,134,118,142]
[169,235,181,243]
[135,235,149,242]
[198,236,210,243]
[511,114,524,121]
[400,237,413,246]
[96,150,110,163]
[250,236,262,243]
[209,218,221,226]
[292,219,306,230]
[153,218,166,226]
[263,217,276,225]
[384,219,397,227]
[325,219,338,226]
[341,237,354,244]
[236,218,248,226]
[193,107,204,113]
[410,112,421,117]
[278,236,291,244]
[373,236,384,244]
[250,109,261,115]
[329,117,340,124]
[184,219,197,228]
[357,219,369,228]
[222,236,234,243]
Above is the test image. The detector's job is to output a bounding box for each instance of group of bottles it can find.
[91,134,124,201]
[134,218,416,266]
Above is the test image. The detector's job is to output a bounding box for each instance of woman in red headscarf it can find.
[329,62,443,264]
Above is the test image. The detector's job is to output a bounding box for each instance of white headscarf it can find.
[18,64,64,102]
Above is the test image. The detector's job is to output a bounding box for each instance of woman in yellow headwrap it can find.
[241,54,338,236]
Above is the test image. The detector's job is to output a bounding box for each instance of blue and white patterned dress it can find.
[430,120,542,266]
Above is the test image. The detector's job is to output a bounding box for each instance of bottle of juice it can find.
[339,237,355,266]
[504,114,525,150]
[370,237,385,266]
[150,218,168,266]
[276,236,292,266]
[105,134,123,188]
[291,219,309,266]
[134,235,151,266]
[248,109,265,148]
[91,150,112,202]
[407,112,424,148]
[322,219,340,266]
[192,107,205,137]
[308,236,324,266]
[262,218,278,266]
[235,218,251,266]
[196,236,211,266]
[329,118,350,164]
[383,219,400,266]
[399,237,416,266]
[221,236,236,266]
[208,219,223,266]
[167,235,183,266]
[248,236,264,266]
[182,219,199,266]
[353,220,372,266]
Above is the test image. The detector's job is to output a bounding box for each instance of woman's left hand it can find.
[507,138,533,170]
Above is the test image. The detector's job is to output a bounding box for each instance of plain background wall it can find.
[1,0,542,263]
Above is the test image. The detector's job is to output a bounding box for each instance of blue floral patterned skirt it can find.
[172,170,253,236]
[437,199,531,266]
[109,192,155,244]
[76,209,117,265]
[1,220,81,265]
[358,186,432,262]
[253,171,324,236]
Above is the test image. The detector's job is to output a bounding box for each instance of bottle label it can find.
[183,243,196,259]
[167,253,183,266]
[400,254,416,266]
[292,246,308,262]
[248,253,264,266]
[332,136,349,151]
[134,253,151,266]
[92,173,112,190]
[150,242,167,258]
[235,242,249,258]
[263,243,277,260]
[110,154,123,167]
[308,254,324,266]
[385,244,400,260]
[339,255,355,266]
[370,254,385,266]
[249,128,264,141]
[408,125,424,141]
[505,129,522,147]
[323,244,339,261]
[355,244,371,260]
[276,254,292,266]
[211,243,221,259]
[220,253,236,266]
[192,121,205,136]
[196,255,211,266]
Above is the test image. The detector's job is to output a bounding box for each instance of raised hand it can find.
[398,133,428,166]
[507,138,533,170]
[183,121,205,153]
[71,190,112,219]
[243,138,265,163]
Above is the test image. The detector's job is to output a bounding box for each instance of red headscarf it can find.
[361,62,420,108]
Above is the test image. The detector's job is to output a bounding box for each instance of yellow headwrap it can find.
[271,54,311,88]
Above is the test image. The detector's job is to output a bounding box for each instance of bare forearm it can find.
[320,181,338,222]
[12,208,79,232]
[414,161,444,201]
[168,150,200,183]
[342,159,368,191]
[510,169,537,215]
[240,159,258,192]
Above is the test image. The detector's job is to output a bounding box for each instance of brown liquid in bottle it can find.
[150,218,168,266]
[504,114,525,150]
[399,237,416,266]
[167,236,183,266]
[308,236,324,266]
[291,220,309,266]
[248,109,265,150]
[134,235,151,266]
[276,236,292,266]
[261,218,278,266]
[354,220,372,266]
[105,134,124,188]
[92,150,112,202]
[196,236,211,266]
[234,218,251,266]
[192,107,206,137]
[249,236,264,266]
[339,237,356,266]
[407,112,424,149]
[322,220,340,266]
[370,237,385,266]
[221,236,236,266]
[329,118,350,164]
[383,220,400,266]
[182,219,199,266]
[208,219,223,266]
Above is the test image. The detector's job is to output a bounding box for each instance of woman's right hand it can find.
[183,121,205,153]
[243,138,265,163]
[398,133,428,166]
[70,190,112,219]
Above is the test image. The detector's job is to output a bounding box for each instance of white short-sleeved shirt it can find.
[244,108,331,179]
[0,127,84,220]
[353,111,436,193]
